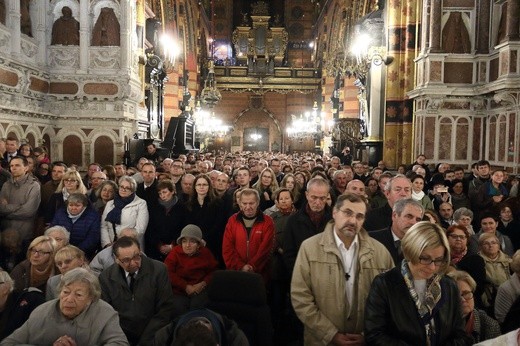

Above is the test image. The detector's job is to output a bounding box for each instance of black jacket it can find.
[363,203,392,232]
[364,267,470,346]
[370,227,402,265]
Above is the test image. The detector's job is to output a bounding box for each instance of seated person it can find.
[89,228,138,276]
[45,245,86,300]
[164,225,218,316]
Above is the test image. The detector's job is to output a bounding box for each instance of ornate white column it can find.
[34,0,48,65]
[79,0,89,72]
[8,0,21,57]
[120,0,132,72]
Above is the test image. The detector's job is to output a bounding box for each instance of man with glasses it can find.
[169,159,184,192]
[87,170,107,203]
[291,193,393,345]
[0,156,40,241]
[99,236,175,346]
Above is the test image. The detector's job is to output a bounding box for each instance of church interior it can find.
[0,0,518,172]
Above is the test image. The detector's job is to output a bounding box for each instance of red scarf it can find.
[451,248,467,265]
[306,204,325,229]
[464,310,475,336]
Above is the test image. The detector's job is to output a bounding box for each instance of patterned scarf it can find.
[306,203,325,230]
[401,260,442,346]
[105,193,135,225]
[450,248,467,265]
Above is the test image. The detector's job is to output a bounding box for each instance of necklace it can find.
[345,258,355,281]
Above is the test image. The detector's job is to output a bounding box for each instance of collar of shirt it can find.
[333,228,359,252]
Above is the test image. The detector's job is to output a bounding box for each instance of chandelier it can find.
[286,101,322,139]
[199,61,222,108]
[193,101,231,137]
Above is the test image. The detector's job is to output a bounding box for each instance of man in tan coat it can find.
[291,193,394,345]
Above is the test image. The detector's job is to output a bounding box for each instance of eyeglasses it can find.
[119,185,133,191]
[460,291,474,301]
[30,248,52,256]
[338,208,365,221]
[64,179,77,183]
[118,253,141,265]
[418,257,446,266]
[448,234,467,240]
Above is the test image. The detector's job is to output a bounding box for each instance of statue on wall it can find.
[441,12,471,54]
[20,0,32,37]
[0,0,6,25]
[91,7,120,46]
[51,7,80,45]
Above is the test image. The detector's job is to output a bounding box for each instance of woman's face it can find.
[452,182,464,195]
[19,145,31,157]
[284,177,295,190]
[500,207,513,222]
[397,166,406,174]
[491,171,504,185]
[276,191,293,210]
[261,171,273,188]
[59,281,93,319]
[480,237,500,258]
[194,178,209,196]
[412,178,424,193]
[408,246,445,280]
[447,228,467,253]
[118,181,134,198]
[47,231,68,250]
[367,180,378,194]
[63,176,79,192]
[181,237,200,256]
[29,242,53,267]
[456,279,474,317]
[295,174,305,186]
[100,184,115,202]
[56,256,84,274]
[457,215,472,228]
[67,202,85,216]
[158,188,174,202]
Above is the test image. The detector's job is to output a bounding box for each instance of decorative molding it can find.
[49,47,80,68]
[89,48,121,69]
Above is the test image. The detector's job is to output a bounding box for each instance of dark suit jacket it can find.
[363,203,392,232]
[370,227,401,265]
[136,180,159,208]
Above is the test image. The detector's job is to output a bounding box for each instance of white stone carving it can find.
[49,46,80,68]
[89,47,120,69]
[21,39,38,58]
[0,29,10,54]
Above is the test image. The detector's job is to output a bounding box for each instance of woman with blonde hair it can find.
[45,245,86,300]
[252,167,279,211]
[45,169,88,224]
[365,221,469,344]
[280,173,302,209]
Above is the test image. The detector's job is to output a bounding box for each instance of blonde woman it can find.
[45,170,87,224]
[252,167,279,211]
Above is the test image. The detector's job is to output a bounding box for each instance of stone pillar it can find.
[421,0,430,53]
[34,0,48,66]
[476,0,490,53]
[506,0,520,41]
[120,0,131,72]
[9,0,21,57]
[429,0,441,52]
[79,0,89,72]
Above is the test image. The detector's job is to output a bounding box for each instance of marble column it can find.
[506,0,520,40]
[476,0,490,53]
[8,0,21,56]
[79,0,89,72]
[120,0,131,72]
[34,0,48,66]
[428,0,441,52]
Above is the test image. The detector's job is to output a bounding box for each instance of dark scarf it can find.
[159,195,178,212]
[279,205,296,216]
[306,203,325,229]
[105,193,135,225]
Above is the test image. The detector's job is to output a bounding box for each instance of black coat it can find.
[370,227,402,265]
[365,267,470,346]
[363,203,392,232]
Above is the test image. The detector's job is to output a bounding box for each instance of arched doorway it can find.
[243,127,269,151]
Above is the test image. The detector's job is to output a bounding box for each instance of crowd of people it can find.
[0,136,520,345]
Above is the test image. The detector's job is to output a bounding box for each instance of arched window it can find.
[63,135,82,166]
[94,136,114,165]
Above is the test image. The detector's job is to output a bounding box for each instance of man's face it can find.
[5,140,18,154]
[301,162,311,171]
[114,165,126,177]
[162,159,173,171]
[116,244,142,274]
[52,165,66,182]
[9,158,27,178]
[146,144,156,154]
[481,217,498,233]
[444,172,455,181]
[354,163,364,176]
[181,177,194,194]
[385,177,412,206]
[391,205,423,238]
[215,174,229,192]
[170,162,184,177]
[454,170,464,180]
[346,180,366,196]
[491,171,504,185]
[141,165,156,184]
[478,165,490,178]
[239,194,259,218]
[235,169,251,187]
[372,169,383,180]
[91,172,106,189]
[330,159,340,169]
[88,164,100,178]
[416,155,426,165]
[344,168,354,182]
[305,184,329,213]
[332,200,366,239]
[334,173,347,189]
[270,160,281,174]
[438,203,453,220]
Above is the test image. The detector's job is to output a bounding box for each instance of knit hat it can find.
[176,224,206,246]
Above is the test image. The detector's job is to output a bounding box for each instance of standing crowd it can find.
[0,136,520,345]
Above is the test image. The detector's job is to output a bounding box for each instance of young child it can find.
[164,224,218,316]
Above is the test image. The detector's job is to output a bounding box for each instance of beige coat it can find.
[291,221,394,345]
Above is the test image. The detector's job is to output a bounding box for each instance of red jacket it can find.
[164,245,218,295]
[222,212,274,280]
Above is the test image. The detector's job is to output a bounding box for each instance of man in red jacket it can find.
[222,188,274,283]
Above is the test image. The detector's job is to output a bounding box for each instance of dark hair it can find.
[157,179,176,193]
[446,224,470,245]
[173,321,218,346]
[112,236,140,257]
[480,211,498,223]
[10,156,28,166]
[477,160,490,168]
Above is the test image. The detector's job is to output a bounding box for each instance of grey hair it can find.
[453,207,473,222]
[392,198,424,216]
[306,176,331,191]
[384,174,411,192]
[118,175,137,192]
[58,267,101,301]
[45,226,71,243]
[66,193,89,206]
[0,271,15,292]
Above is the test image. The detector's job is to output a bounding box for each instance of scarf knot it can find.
[105,193,135,225]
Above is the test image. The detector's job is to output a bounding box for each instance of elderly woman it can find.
[9,236,57,295]
[252,167,279,211]
[0,271,45,340]
[45,245,86,301]
[0,268,129,345]
[478,232,512,311]
[100,175,149,249]
[50,193,100,259]
[495,250,520,328]
[146,179,186,261]
[93,180,118,215]
[45,170,88,224]
[447,270,501,343]
[44,225,70,251]
[164,225,218,317]
[453,207,475,235]
[365,222,469,345]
